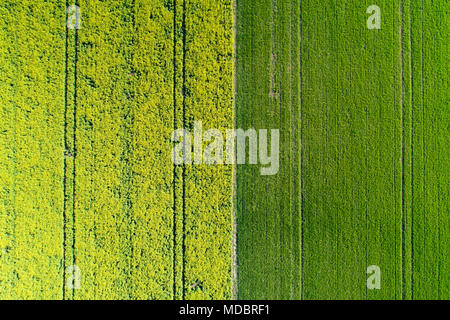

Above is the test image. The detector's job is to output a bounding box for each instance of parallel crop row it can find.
[0,0,234,299]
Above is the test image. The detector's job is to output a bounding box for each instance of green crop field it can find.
[0,0,448,300]
[236,0,448,300]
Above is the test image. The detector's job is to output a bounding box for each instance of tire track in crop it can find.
[173,0,188,300]
[173,0,185,299]
[63,0,79,300]
[172,0,178,300]
[72,0,80,300]
[409,0,415,299]
[181,0,187,300]
[118,0,136,299]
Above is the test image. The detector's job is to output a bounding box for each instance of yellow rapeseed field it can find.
[0,0,234,300]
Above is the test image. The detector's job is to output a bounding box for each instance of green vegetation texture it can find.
[235,0,448,300]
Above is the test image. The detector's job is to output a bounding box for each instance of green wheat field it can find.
[0,0,448,300]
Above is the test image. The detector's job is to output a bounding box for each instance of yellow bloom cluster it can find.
[0,0,66,299]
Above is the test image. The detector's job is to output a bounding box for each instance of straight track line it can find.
[393,0,399,297]
[181,0,187,300]
[420,0,425,300]
[172,0,178,300]
[63,0,70,300]
[289,0,293,299]
[299,0,304,300]
[71,0,80,300]
[400,0,406,300]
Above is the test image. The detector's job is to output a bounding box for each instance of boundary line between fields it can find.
[171,0,187,300]
[172,0,177,301]
[299,0,304,300]
[231,0,238,300]
[399,0,415,300]
[62,0,79,300]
